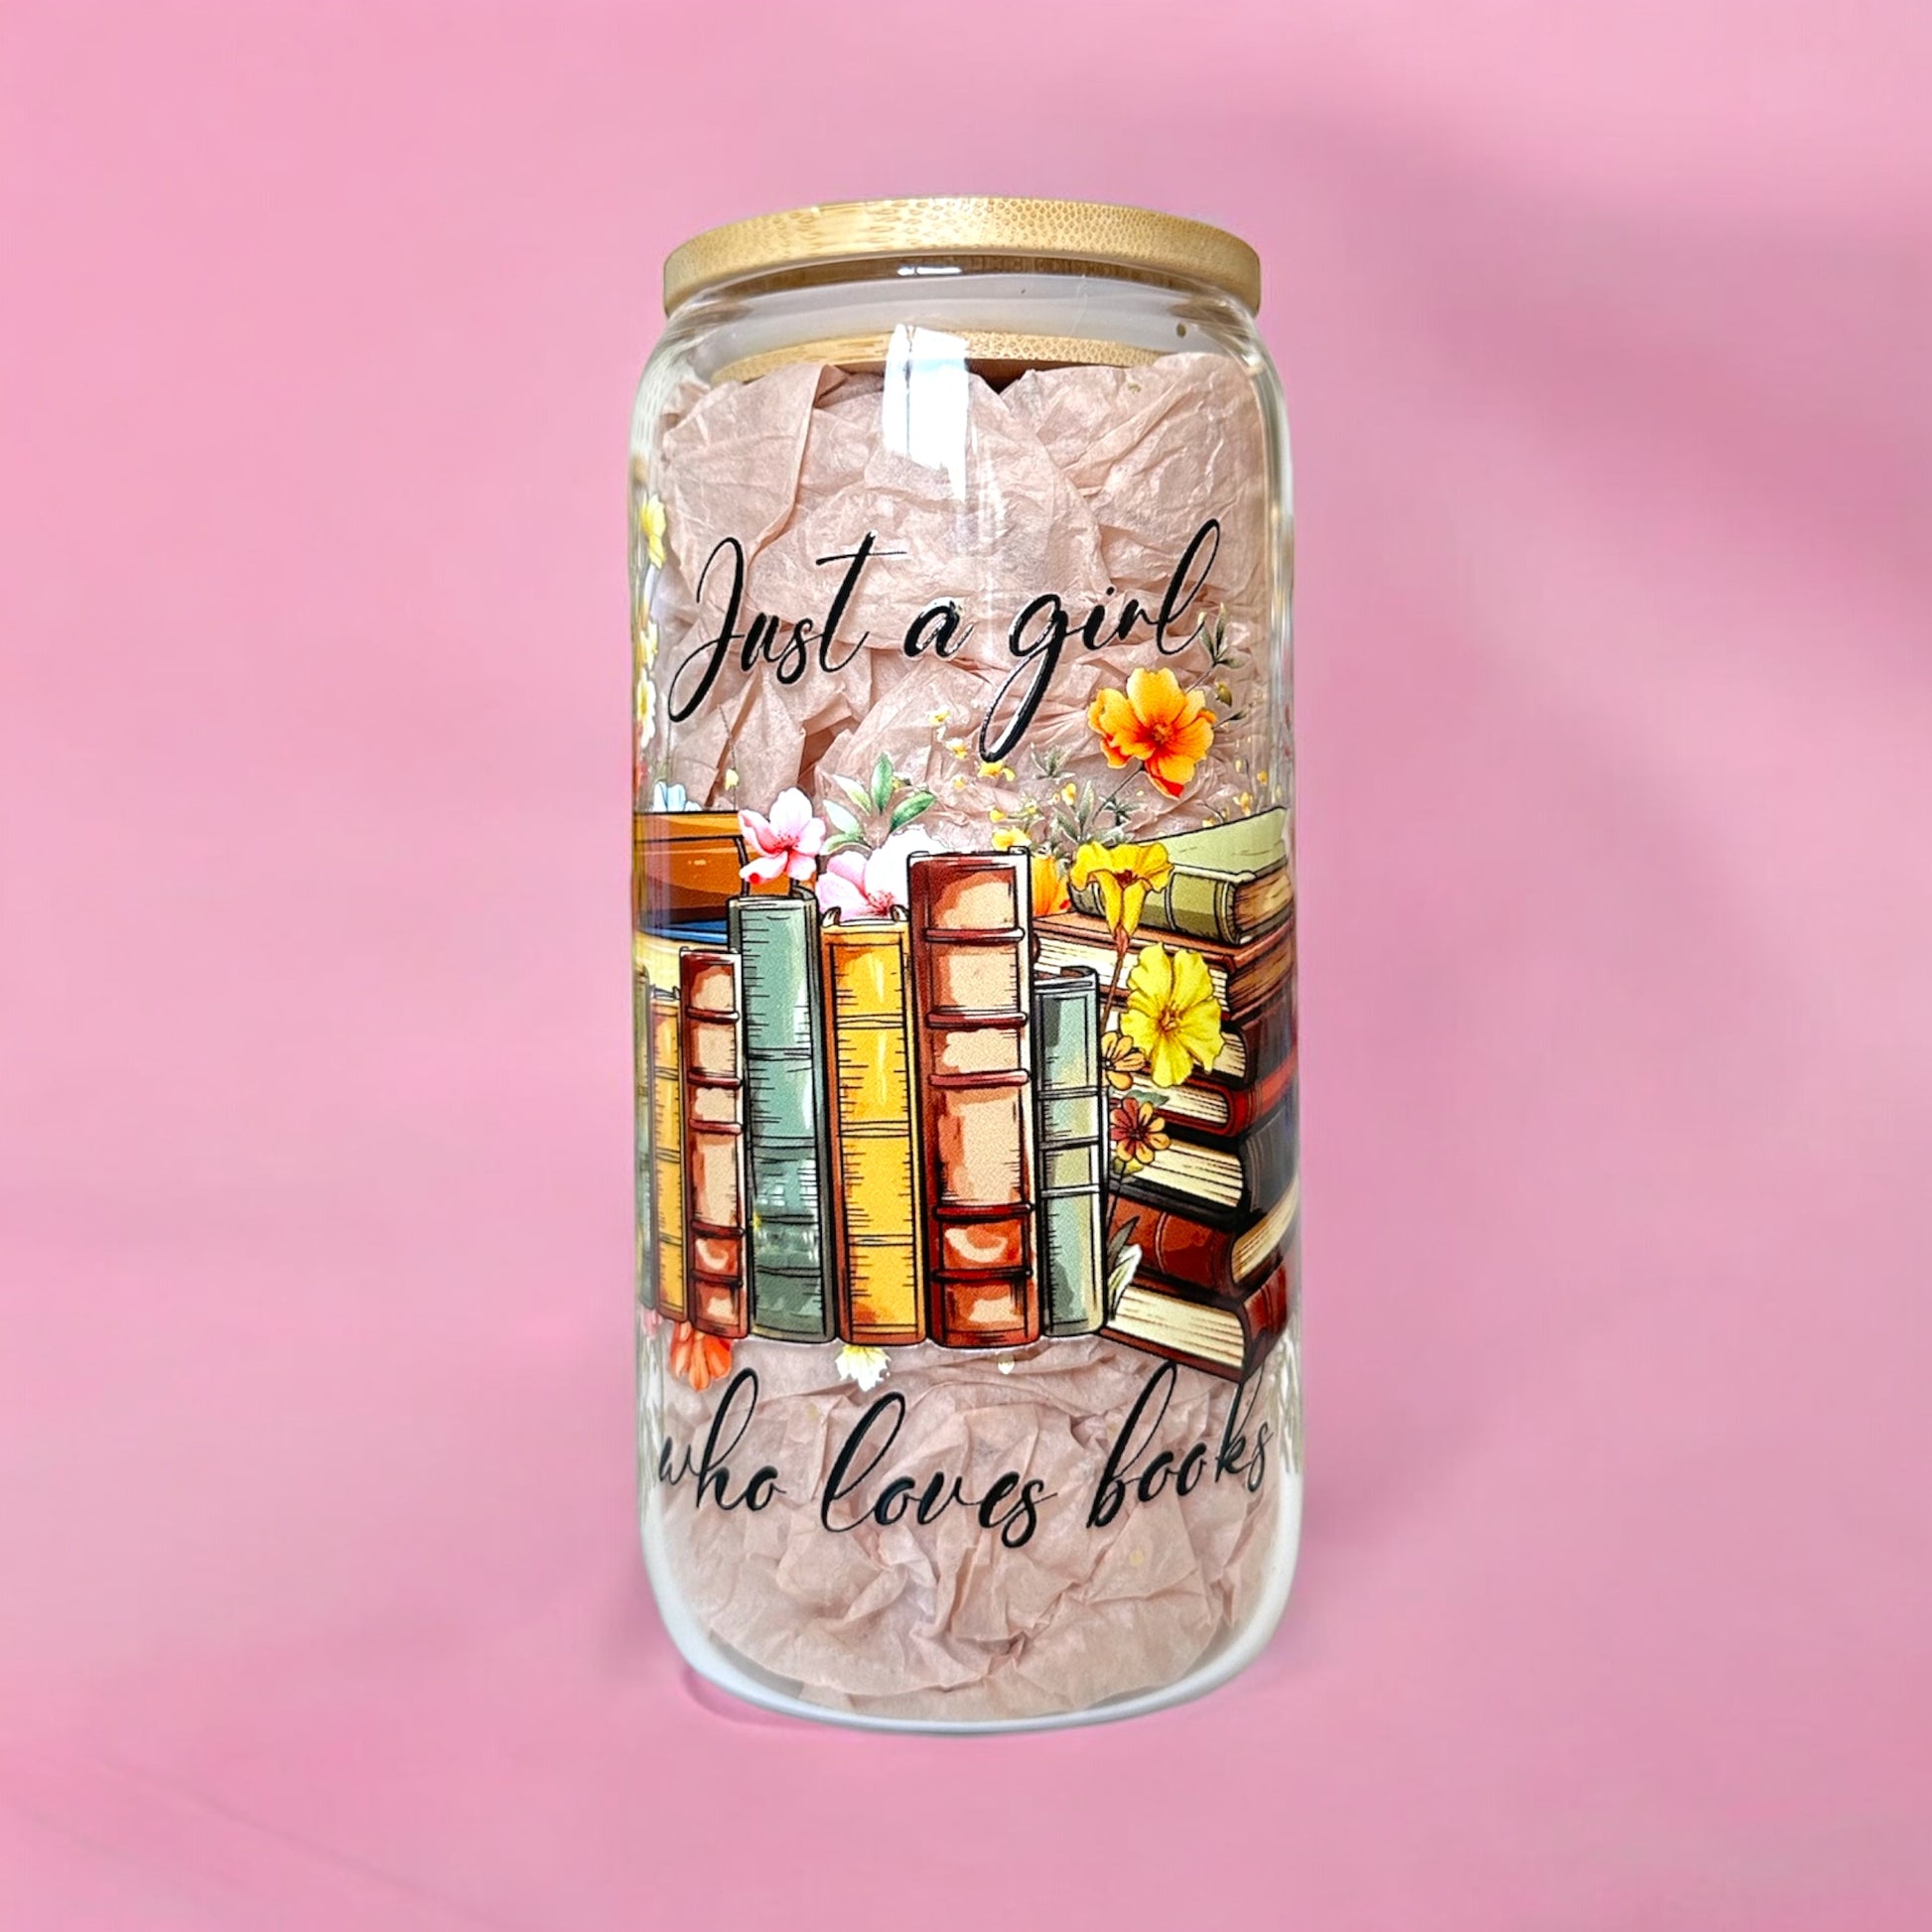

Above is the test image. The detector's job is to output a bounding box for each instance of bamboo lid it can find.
[663,197,1261,316]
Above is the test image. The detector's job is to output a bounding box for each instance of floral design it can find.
[668,1321,732,1392]
[1030,851,1070,918]
[1122,943,1224,1088]
[1071,840,1172,946]
[1100,1032,1149,1092]
[835,1344,890,1392]
[1088,667,1216,799]
[815,828,938,920]
[1110,1097,1170,1173]
[650,780,693,812]
[823,756,935,855]
[739,788,826,884]
[637,495,667,570]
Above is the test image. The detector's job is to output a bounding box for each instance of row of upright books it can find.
[633,809,1299,1380]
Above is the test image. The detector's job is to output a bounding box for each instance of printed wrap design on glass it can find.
[630,199,1300,1730]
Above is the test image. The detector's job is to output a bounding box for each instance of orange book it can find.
[634,810,787,932]
[646,985,687,1322]
[906,852,1037,1348]
[679,950,749,1338]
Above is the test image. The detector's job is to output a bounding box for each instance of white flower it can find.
[835,1345,890,1392]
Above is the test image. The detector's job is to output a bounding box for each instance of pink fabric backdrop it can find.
[4,1,1927,1924]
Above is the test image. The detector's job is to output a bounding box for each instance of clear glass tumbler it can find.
[628,198,1300,1729]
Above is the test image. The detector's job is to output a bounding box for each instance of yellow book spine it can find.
[648,986,687,1322]
[820,921,925,1345]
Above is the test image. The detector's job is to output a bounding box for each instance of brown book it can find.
[634,810,788,932]
[1103,1246,1298,1383]
[907,852,1037,1348]
[1035,908,1293,1024]
[679,949,749,1338]
[1112,1174,1300,1298]
[646,985,687,1322]
[1127,1046,1299,1139]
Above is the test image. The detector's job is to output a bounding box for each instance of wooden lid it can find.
[663,197,1261,316]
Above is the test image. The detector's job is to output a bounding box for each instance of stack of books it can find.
[1037,809,1300,1381]
[630,809,1297,1380]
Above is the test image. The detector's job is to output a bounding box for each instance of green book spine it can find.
[1033,967,1106,1337]
[729,894,835,1341]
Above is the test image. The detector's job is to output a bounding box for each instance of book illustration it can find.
[908,852,1038,1348]
[1112,1094,1297,1218]
[1114,1174,1300,1298]
[637,733,1295,1379]
[1033,968,1107,1337]
[634,971,653,1307]
[729,895,835,1341]
[647,984,688,1322]
[821,916,927,1345]
[1103,1245,1299,1383]
[1035,908,1293,1023]
[635,808,790,934]
[1066,807,1291,947]
[680,950,750,1339]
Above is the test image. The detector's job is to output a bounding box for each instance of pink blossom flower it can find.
[814,829,939,920]
[739,788,826,884]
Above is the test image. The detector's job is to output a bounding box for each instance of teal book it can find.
[1032,966,1106,1337]
[728,894,835,1341]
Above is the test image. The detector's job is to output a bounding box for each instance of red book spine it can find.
[908,853,1038,1348]
[679,949,750,1339]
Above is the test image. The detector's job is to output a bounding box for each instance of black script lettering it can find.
[1215,1373,1271,1492]
[1153,519,1221,655]
[1086,1361,1179,1528]
[981,593,1069,762]
[820,1391,906,1532]
[902,599,972,659]
[656,1368,780,1512]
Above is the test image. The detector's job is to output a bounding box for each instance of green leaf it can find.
[823,799,861,835]
[870,755,895,809]
[822,830,866,857]
[833,774,873,811]
[889,789,935,831]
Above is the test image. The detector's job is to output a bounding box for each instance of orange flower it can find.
[1087,667,1216,799]
[1110,1096,1170,1173]
[668,1321,732,1392]
[1100,1031,1149,1092]
[1031,850,1071,917]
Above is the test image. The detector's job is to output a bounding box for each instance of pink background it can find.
[4,2,1928,1925]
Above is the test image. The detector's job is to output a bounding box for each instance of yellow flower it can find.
[1030,851,1070,917]
[633,672,654,735]
[637,496,667,569]
[1070,840,1173,943]
[1060,783,1078,804]
[634,616,658,668]
[1087,667,1216,799]
[947,738,969,759]
[1122,944,1224,1089]
[991,827,1028,851]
